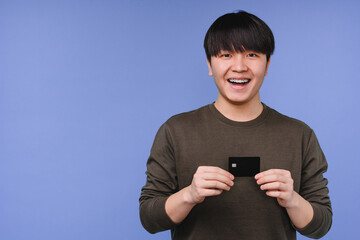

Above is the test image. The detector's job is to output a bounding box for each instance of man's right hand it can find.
[185,166,235,204]
[165,166,234,224]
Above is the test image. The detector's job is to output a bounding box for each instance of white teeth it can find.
[229,79,249,83]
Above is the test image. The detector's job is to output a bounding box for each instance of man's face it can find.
[207,50,270,107]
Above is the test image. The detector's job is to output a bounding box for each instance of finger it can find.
[200,172,234,186]
[259,182,292,192]
[255,169,291,179]
[202,166,235,180]
[200,180,231,191]
[265,190,282,198]
[256,174,291,185]
[198,166,234,180]
[199,188,224,197]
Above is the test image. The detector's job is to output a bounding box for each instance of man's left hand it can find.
[255,169,297,208]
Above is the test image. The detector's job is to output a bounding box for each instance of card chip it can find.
[229,157,260,177]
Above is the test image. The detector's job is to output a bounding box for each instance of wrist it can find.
[285,191,314,229]
[182,186,197,206]
[285,191,301,210]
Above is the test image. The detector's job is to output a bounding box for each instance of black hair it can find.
[204,11,275,62]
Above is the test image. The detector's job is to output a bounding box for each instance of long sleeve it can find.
[296,130,332,238]
[139,123,178,233]
[138,104,333,239]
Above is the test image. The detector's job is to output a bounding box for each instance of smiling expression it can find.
[207,50,270,107]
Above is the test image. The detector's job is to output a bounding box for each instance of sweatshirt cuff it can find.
[294,203,323,237]
[153,196,178,230]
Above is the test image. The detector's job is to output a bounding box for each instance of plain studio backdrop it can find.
[1,0,359,239]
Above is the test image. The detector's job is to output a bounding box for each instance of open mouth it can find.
[228,78,251,86]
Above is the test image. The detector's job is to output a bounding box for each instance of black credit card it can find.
[229,157,260,177]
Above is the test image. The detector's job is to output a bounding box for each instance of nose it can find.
[231,54,248,72]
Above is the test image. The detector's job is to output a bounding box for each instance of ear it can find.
[265,57,271,76]
[207,59,213,76]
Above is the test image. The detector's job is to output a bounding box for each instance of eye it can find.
[247,53,257,57]
[218,53,231,58]
[218,52,232,58]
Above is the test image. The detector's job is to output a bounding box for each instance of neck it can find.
[214,96,263,122]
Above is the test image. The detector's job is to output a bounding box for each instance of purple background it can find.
[1,0,359,239]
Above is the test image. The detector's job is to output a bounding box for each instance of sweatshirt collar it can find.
[208,102,271,127]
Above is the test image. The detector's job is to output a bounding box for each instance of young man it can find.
[139,11,332,239]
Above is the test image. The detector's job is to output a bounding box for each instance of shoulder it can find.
[154,104,213,142]
[165,104,211,128]
[150,105,212,149]
[265,105,314,136]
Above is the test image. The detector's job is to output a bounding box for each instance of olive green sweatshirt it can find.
[139,104,332,239]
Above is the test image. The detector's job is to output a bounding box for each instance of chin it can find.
[227,99,250,105]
